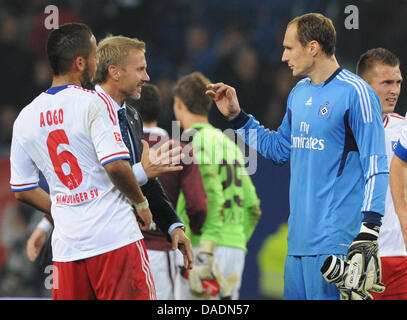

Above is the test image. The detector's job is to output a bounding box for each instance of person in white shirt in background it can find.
[356,47,406,300]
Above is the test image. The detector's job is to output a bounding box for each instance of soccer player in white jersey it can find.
[11,23,159,300]
[358,48,407,299]
[206,13,388,300]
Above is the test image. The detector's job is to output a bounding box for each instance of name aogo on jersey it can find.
[10,84,143,262]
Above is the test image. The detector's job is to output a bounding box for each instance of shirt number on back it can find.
[47,129,83,190]
[218,161,243,209]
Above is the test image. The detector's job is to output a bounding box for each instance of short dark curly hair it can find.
[46,23,93,75]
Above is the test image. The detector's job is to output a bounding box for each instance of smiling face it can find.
[281,22,314,78]
[367,63,403,116]
[119,48,150,100]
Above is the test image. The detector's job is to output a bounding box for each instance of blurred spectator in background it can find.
[26,58,53,103]
[227,45,271,122]
[0,105,18,157]
[210,24,250,130]
[264,65,298,130]
[180,24,216,77]
[0,14,34,107]
[26,3,84,58]
[212,23,249,83]
[0,203,49,298]
[257,219,288,300]
[155,75,177,134]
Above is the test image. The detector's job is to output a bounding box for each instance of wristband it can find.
[37,217,53,232]
[133,197,149,210]
[200,240,216,254]
[354,222,379,241]
[362,211,382,226]
[228,109,249,129]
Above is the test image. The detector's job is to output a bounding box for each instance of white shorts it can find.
[147,249,178,300]
[173,246,245,300]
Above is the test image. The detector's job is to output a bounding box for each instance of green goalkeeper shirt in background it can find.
[176,123,261,251]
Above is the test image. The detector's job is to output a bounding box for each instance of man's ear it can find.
[309,40,320,58]
[73,56,86,72]
[174,96,186,111]
[108,65,121,81]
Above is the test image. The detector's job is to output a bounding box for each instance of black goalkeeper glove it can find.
[321,254,373,300]
[344,222,385,294]
[321,222,385,300]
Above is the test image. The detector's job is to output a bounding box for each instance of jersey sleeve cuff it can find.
[10,182,39,192]
[395,140,407,162]
[362,211,382,226]
[37,216,53,232]
[228,110,250,129]
[100,151,130,166]
[168,222,185,237]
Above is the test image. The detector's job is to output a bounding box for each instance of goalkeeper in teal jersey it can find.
[173,71,261,299]
[206,13,388,300]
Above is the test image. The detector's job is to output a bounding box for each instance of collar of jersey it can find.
[383,114,389,128]
[323,66,343,86]
[308,66,343,88]
[94,84,125,111]
[45,84,75,95]
[188,123,213,131]
[143,126,168,137]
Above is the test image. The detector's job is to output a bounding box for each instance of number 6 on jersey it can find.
[47,129,83,190]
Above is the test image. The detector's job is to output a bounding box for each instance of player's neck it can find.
[308,55,340,85]
[182,114,209,130]
[51,74,82,88]
[99,82,125,107]
[143,122,158,128]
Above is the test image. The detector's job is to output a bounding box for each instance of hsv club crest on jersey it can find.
[318,102,332,119]
[235,67,388,256]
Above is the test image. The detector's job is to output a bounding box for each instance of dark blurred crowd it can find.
[1,0,407,151]
[0,0,335,153]
[0,0,406,298]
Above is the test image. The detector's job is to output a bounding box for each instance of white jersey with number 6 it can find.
[10,84,143,262]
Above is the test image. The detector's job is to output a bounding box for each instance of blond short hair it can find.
[94,35,146,84]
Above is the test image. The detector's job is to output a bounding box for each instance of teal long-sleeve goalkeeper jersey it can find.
[231,67,389,256]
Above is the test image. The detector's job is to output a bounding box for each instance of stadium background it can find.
[0,0,405,299]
